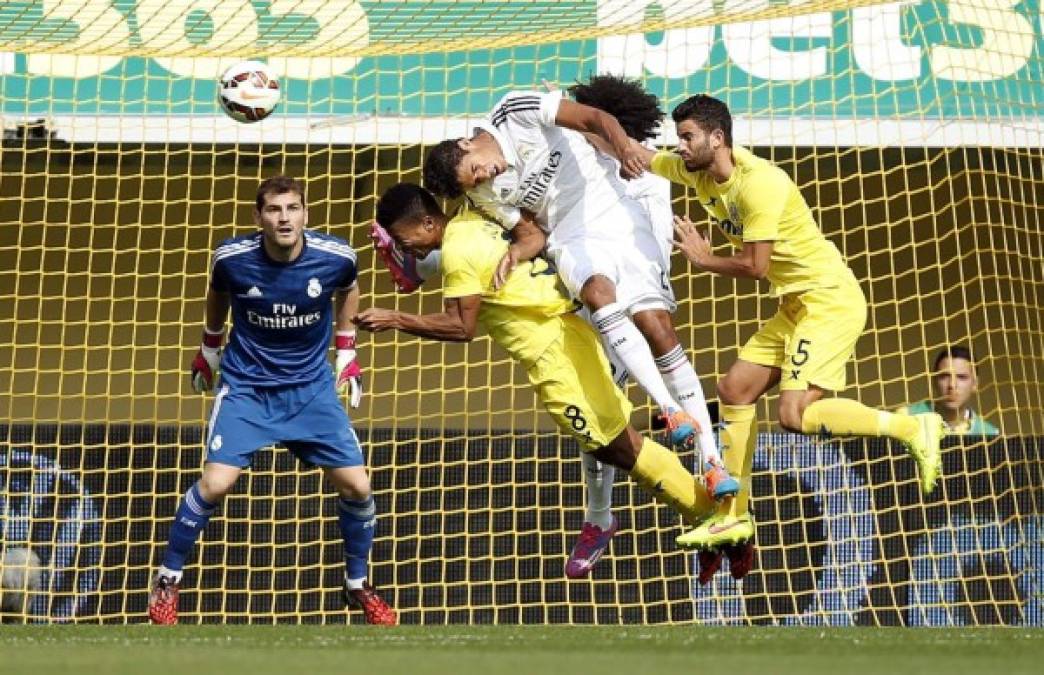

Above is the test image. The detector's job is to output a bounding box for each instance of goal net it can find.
[0,0,1041,625]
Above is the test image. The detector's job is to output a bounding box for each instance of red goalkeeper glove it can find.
[191,328,224,393]
[335,331,363,408]
[370,221,425,293]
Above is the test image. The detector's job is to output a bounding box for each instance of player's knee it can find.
[580,276,616,310]
[197,474,236,503]
[632,310,678,357]
[716,377,742,405]
[327,466,372,501]
[778,400,805,433]
[593,428,641,471]
[337,485,371,502]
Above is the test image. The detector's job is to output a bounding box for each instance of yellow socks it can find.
[801,398,918,443]
[628,438,714,525]
[720,403,757,519]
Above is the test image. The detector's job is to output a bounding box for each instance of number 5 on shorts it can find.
[792,338,811,367]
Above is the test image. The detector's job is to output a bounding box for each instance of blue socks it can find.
[161,483,217,573]
[338,496,376,584]
[160,484,375,585]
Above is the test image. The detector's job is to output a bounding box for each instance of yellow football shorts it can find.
[526,313,633,452]
[739,280,867,392]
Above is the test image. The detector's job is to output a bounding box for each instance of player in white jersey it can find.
[564,75,739,578]
[419,76,738,577]
[423,88,704,451]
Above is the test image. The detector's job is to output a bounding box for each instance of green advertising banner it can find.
[0,1,1040,144]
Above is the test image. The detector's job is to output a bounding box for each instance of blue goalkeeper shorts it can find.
[204,376,363,469]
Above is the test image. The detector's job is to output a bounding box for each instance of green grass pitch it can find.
[2,626,1042,675]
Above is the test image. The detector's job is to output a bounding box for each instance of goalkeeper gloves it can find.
[335,331,363,408]
[370,221,425,293]
[191,328,224,393]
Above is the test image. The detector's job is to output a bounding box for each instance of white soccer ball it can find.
[0,547,44,615]
[218,60,281,124]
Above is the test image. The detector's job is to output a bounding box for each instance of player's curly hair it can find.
[568,74,664,142]
[423,139,467,199]
[255,175,306,210]
[376,183,443,231]
[672,94,733,147]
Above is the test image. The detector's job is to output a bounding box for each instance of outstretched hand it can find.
[617,146,646,179]
[353,307,400,333]
[672,214,713,268]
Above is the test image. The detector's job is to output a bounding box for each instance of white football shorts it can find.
[547,197,676,314]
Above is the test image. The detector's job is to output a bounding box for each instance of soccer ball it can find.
[0,547,44,616]
[218,61,281,124]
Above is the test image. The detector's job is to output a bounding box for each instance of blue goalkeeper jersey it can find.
[209,231,358,387]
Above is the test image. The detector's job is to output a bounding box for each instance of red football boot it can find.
[345,583,397,626]
[148,574,180,625]
[697,548,723,586]
[724,540,756,580]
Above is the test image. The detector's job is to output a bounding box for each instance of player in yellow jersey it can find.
[354,183,718,571]
[627,94,945,560]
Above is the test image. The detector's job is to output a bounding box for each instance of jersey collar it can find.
[260,230,308,267]
[715,145,752,192]
[474,121,518,169]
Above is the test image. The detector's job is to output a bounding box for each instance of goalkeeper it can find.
[356,183,718,552]
[148,176,395,626]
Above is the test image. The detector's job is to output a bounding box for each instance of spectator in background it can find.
[901,346,999,436]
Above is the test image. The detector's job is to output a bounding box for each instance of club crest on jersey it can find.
[307,277,322,298]
[517,143,536,162]
[719,203,744,236]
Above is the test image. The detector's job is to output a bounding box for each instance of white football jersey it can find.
[467,90,631,234]
[620,157,675,266]
[592,143,674,267]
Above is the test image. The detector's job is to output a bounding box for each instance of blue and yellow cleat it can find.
[661,408,698,450]
[676,513,754,551]
[903,412,945,495]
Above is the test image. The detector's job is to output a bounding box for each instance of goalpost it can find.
[0,0,1041,625]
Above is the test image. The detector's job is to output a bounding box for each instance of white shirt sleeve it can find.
[537,89,562,127]
[468,187,521,229]
[490,90,561,130]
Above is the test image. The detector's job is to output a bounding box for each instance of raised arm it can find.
[353,295,482,343]
[583,133,656,172]
[554,99,645,178]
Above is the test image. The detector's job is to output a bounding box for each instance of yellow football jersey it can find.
[441,210,577,367]
[651,147,853,296]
